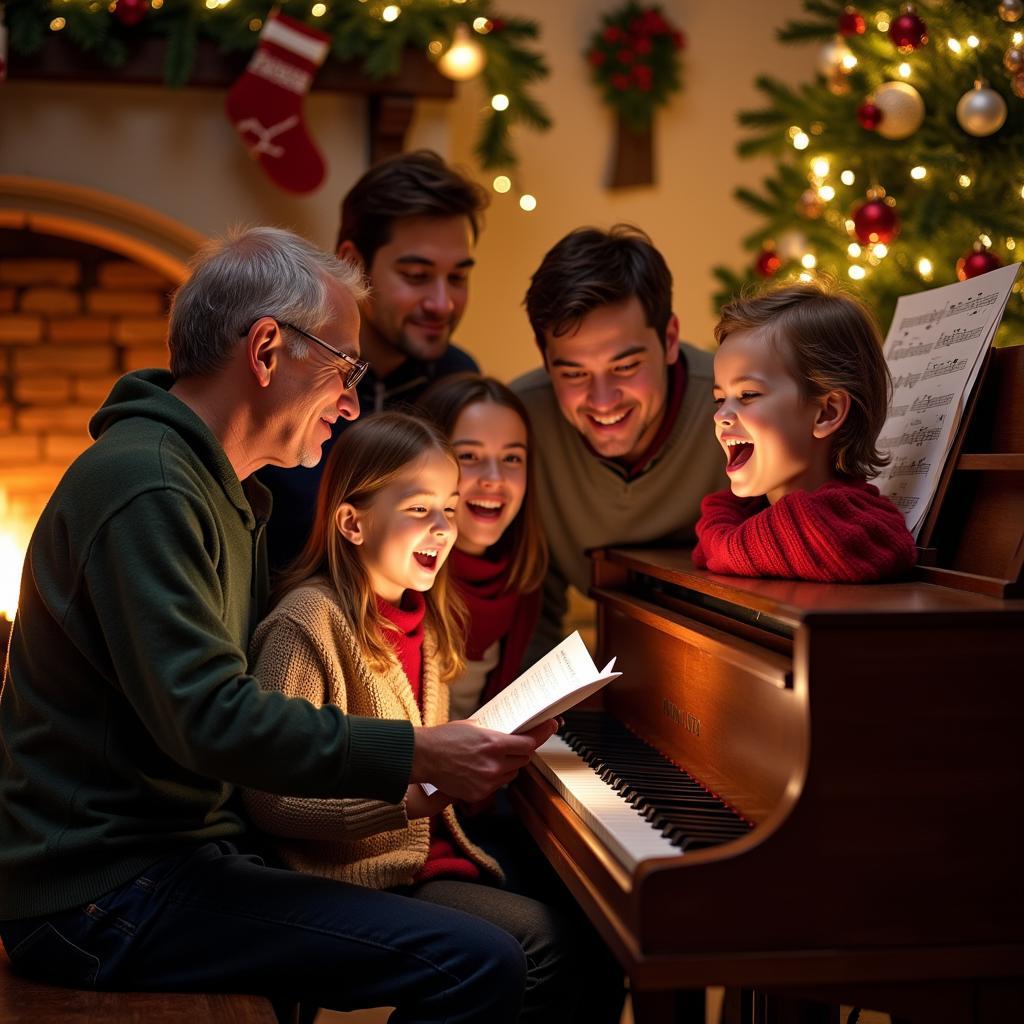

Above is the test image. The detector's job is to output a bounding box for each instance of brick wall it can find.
[0,229,174,530]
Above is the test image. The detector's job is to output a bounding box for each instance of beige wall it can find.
[0,0,816,382]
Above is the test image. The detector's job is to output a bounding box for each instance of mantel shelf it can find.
[8,35,454,165]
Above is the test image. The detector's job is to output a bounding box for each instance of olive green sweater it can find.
[0,371,413,920]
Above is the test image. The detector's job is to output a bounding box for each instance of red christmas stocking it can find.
[225,10,330,194]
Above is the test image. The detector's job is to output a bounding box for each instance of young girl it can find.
[244,412,579,1022]
[693,281,916,582]
[416,374,548,719]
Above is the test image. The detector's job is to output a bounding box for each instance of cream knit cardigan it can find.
[243,578,503,889]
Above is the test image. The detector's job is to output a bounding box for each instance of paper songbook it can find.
[420,632,619,796]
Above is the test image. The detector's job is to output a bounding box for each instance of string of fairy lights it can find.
[40,0,542,212]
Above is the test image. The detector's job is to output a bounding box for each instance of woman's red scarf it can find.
[450,546,541,704]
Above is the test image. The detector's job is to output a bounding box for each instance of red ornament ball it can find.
[856,101,883,130]
[851,198,900,245]
[755,249,782,278]
[956,248,1003,281]
[114,0,150,26]
[888,11,927,50]
[839,7,867,36]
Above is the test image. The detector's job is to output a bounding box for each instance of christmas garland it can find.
[585,1,685,133]
[5,0,550,170]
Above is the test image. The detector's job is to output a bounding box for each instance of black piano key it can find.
[557,710,753,854]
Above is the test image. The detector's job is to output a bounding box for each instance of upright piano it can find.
[510,345,1024,1022]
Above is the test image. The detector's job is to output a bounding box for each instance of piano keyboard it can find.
[532,711,752,873]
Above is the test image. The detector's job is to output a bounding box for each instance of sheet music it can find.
[872,263,1020,537]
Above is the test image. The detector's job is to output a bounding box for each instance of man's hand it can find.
[410,719,558,803]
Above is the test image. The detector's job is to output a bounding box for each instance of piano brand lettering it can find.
[662,697,701,735]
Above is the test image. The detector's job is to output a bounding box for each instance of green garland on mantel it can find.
[6,0,551,169]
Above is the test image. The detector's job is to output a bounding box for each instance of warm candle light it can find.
[0,492,30,621]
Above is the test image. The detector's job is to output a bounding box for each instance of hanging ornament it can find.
[1004,47,1024,74]
[838,7,866,35]
[956,81,1007,137]
[956,244,1003,280]
[888,7,928,51]
[999,0,1023,22]
[437,24,487,81]
[856,100,883,130]
[755,247,782,278]
[113,0,150,26]
[818,36,855,75]
[776,229,808,261]
[872,81,925,139]
[1012,72,1024,99]
[851,195,900,245]
[796,188,825,219]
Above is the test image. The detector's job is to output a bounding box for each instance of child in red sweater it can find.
[692,281,916,582]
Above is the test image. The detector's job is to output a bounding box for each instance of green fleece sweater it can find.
[512,344,727,660]
[0,370,413,919]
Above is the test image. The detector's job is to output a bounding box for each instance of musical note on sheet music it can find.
[872,263,1020,538]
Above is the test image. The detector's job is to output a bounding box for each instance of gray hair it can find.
[168,225,368,378]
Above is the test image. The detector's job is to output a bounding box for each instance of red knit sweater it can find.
[691,479,917,583]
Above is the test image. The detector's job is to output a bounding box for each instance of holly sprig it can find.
[585,2,685,133]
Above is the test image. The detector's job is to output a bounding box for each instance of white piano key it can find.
[532,733,678,872]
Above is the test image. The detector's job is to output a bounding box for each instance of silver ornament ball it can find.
[956,85,1008,137]
[873,81,926,140]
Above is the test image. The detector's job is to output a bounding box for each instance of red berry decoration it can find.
[755,249,782,278]
[857,101,883,130]
[851,198,900,245]
[839,7,866,36]
[956,248,1003,281]
[888,9,927,51]
[113,0,150,26]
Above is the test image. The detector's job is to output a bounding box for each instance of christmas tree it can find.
[714,0,1024,341]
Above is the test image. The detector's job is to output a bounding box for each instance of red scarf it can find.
[377,593,480,884]
[376,592,425,705]
[450,547,541,704]
[692,479,917,583]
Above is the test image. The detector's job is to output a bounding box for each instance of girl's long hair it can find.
[416,373,548,594]
[275,412,466,683]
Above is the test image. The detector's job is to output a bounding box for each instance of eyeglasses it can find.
[279,321,369,391]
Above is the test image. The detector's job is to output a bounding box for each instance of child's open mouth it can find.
[725,440,754,472]
[413,550,438,570]
[465,499,504,521]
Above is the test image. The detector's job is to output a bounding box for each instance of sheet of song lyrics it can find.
[871,262,1020,537]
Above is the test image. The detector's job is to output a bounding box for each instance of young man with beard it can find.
[261,150,487,568]
[512,225,727,661]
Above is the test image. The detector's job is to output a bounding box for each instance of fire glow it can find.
[0,493,30,621]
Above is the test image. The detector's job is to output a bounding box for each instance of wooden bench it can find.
[0,946,279,1023]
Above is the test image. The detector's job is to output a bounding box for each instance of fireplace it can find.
[0,176,197,621]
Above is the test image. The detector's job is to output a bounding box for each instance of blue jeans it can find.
[0,841,526,1024]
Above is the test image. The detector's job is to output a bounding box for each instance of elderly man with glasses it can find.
[0,226,553,1022]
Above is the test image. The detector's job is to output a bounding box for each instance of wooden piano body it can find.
[510,344,1024,1016]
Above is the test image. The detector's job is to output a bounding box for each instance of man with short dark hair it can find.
[0,226,553,1021]
[261,150,488,567]
[512,225,726,658]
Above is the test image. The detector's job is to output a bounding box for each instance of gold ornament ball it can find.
[1013,72,1024,99]
[999,0,1023,22]
[818,36,854,74]
[1005,47,1024,74]
[956,85,1008,137]
[437,24,487,81]
[873,81,926,140]
[776,229,808,261]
